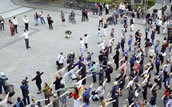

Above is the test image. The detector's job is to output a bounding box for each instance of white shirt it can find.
[57,55,65,64]
[109,38,113,47]
[23,17,29,23]
[99,42,105,50]
[83,36,88,44]
[126,80,134,89]
[24,32,29,39]
[12,18,18,25]
[40,12,44,17]
[80,40,84,48]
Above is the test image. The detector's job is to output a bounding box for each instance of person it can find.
[9,19,14,36]
[13,97,25,107]
[113,49,120,70]
[79,38,84,56]
[56,52,65,70]
[85,9,89,21]
[145,24,149,40]
[105,62,113,82]
[99,15,103,27]
[79,61,86,85]
[23,15,29,30]
[39,11,46,24]
[0,72,8,100]
[155,18,162,34]
[68,87,81,107]
[61,10,66,25]
[20,78,30,105]
[82,84,93,104]
[52,94,60,107]
[83,34,88,51]
[0,16,5,31]
[82,8,86,22]
[41,83,53,105]
[166,94,172,107]
[155,55,160,75]
[151,28,156,45]
[47,14,53,30]
[23,30,31,49]
[34,12,39,26]
[12,16,18,34]
[128,35,133,51]
[32,71,44,94]
[53,76,62,96]
[97,28,101,44]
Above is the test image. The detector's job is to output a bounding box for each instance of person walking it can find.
[23,30,31,49]
[34,12,39,26]
[32,71,44,94]
[23,15,29,30]
[113,49,120,70]
[0,72,8,100]
[12,16,18,34]
[39,11,46,24]
[155,55,160,75]
[9,19,14,36]
[47,14,53,30]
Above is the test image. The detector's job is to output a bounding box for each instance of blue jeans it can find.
[99,73,104,83]
[150,105,156,107]
[163,98,168,107]
[40,17,45,24]
[0,83,6,94]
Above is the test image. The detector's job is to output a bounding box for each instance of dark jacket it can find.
[53,78,62,90]
[20,85,29,96]
[32,72,44,85]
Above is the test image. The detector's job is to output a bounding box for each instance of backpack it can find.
[5,84,15,96]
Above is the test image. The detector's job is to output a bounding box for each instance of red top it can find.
[68,87,81,100]
[134,64,140,72]
[164,90,170,97]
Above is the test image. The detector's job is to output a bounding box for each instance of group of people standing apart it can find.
[0,1,172,107]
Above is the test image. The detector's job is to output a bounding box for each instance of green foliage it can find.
[88,0,113,3]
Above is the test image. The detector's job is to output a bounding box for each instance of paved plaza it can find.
[0,0,172,107]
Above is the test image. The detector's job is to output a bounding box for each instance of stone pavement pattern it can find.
[0,0,171,107]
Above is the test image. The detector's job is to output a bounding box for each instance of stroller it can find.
[68,11,76,24]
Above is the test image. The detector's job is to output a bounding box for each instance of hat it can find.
[113,81,118,85]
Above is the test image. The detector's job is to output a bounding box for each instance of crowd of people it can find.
[0,1,172,107]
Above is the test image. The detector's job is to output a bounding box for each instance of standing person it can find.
[9,19,14,36]
[108,37,114,53]
[53,76,62,96]
[56,52,65,70]
[151,28,156,45]
[105,4,109,15]
[128,35,133,51]
[12,16,18,34]
[80,38,84,56]
[34,12,39,26]
[103,21,107,37]
[68,87,81,107]
[93,3,98,15]
[47,14,53,30]
[149,91,157,107]
[23,30,31,49]
[39,11,46,24]
[144,39,150,57]
[82,8,86,22]
[61,10,66,25]
[155,18,162,34]
[85,9,89,21]
[98,15,103,27]
[83,34,88,51]
[0,72,8,100]
[97,28,101,44]
[155,55,160,75]
[41,83,53,105]
[32,71,44,94]
[121,37,125,53]
[80,61,87,85]
[23,15,29,30]
[105,62,113,82]
[20,79,30,105]
[145,24,149,40]
[110,28,115,38]
[0,16,5,31]
[113,49,120,70]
